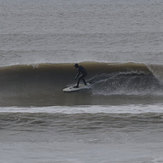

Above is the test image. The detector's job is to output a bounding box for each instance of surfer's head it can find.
[74,63,79,68]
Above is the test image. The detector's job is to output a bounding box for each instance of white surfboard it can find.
[63,83,91,92]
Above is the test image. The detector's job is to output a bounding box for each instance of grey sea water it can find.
[0,0,163,162]
[0,0,163,65]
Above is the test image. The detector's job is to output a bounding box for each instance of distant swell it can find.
[0,62,162,106]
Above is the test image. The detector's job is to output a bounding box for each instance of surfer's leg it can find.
[75,75,86,88]
[74,77,81,88]
[82,78,87,85]
[77,75,84,87]
[76,78,80,87]
[82,74,87,85]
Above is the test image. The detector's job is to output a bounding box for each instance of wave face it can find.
[0,62,162,106]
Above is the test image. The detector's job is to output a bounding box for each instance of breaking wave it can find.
[0,62,162,106]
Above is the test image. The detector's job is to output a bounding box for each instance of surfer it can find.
[74,63,87,88]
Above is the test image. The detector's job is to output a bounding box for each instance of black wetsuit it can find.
[75,65,87,87]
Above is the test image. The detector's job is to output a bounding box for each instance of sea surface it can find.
[0,0,163,162]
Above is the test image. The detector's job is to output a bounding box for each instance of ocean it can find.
[0,0,163,162]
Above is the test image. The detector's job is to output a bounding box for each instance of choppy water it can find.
[0,0,163,162]
[0,0,163,65]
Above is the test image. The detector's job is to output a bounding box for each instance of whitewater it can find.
[0,0,163,162]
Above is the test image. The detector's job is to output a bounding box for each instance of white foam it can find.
[0,104,163,114]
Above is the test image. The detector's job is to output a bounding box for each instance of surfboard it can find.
[63,83,91,92]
